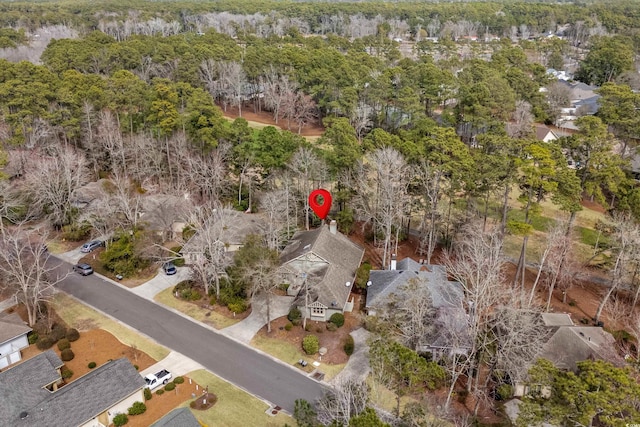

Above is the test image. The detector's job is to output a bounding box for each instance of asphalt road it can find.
[51,258,326,413]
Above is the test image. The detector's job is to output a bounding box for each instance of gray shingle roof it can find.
[0,312,32,345]
[1,356,145,427]
[282,224,364,310]
[366,261,463,309]
[0,350,63,425]
[538,326,622,372]
[152,407,201,427]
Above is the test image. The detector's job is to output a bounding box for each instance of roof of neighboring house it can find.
[541,313,574,327]
[139,194,192,232]
[182,211,266,255]
[0,356,145,427]
[0,350,63,425]
[366,259,464,310]
[72,179,110,206]
[534,125,558,142]
[281,224,364,310]
[538,326,623,372]
[151,407,201,427]
[0,312,32,346]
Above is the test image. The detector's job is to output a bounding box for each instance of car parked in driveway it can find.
[162,262,177,275]
[73,263,94,276]
[80,240,104,253]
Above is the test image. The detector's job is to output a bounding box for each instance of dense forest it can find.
[2,1,640,426]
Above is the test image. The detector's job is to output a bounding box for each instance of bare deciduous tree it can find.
[354,147,410,268]
[0,225,68,326]
[442,223,508,411]
[595,213,640,322]
[259,188,294,251]
[316,376,369,426]
[186,204,240,298]
[23,146,90,227]
[288,147,326,230]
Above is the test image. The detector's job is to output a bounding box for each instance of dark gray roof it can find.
[152,408,201,427]
[282,225,364,310]
[0,350,63,425]
[538,326,622,372]
[366,261,463,309]
[0,311,32,345]
[541,313,574,327]
[2,357,145,427]
[182,210,266,253]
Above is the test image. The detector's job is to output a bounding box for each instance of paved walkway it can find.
[221,293,295,343]
[329,328,371,385]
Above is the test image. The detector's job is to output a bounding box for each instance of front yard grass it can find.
[154,288,241,329]
[250,334,346,381]
[182,370,291,427]
[51,292,169,361]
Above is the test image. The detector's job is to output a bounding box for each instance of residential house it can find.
[151,407,201,427]
[0,351,146,427]
[555,80,601,131]
[534,124,559,143]
[0,311,32,369]
[366,256,470,357]
[139,194,192,241]
[279,220,364,322]
[181,210,266,265]
[513,313,623,397]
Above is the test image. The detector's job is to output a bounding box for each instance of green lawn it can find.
[181,370,291,427]
[51,293,169,361]
[153,288,241,329]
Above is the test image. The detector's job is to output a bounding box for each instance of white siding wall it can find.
[0,335,29,369]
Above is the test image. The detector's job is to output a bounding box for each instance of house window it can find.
[311,307,325,317]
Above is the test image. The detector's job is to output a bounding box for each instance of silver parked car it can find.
[73,263,94,276]
[81,240,104,253]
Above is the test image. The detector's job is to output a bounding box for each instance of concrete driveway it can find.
[130,267,191,300]
[140,350,204,378]
[221,293,295,343]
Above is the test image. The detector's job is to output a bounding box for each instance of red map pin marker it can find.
[309,189,332,220]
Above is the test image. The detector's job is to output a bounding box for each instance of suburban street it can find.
[49,257,326,414]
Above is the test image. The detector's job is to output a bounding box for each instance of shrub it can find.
[100,230,151,277]
[329,313,345,328]
[61,366,73,379]
[88,362,97,369]
[326,322,337,332]
[285,322,293,331]
[304,323,312,332]
[134,365,139,370]
[496,384,513,401]
[50,324,67,341]
[144,387,152,401]
[113,413,128,426]
[57,338,70,351]
[66,328,80,342]
[173,376,185,384]
[60,348,75,362]
[181,288,201,301]
[61,222,91,241]
[457,389,469,403]
[28,332,39,345]
[127,401,147,416]
[155,389,165,395]
[292,318,302,327]
[209,296,217,306]
[164,382,176,391]
[227,297,248,314]
[287,308,302,322]
[170,246,185,266]
[36,335,55,350]
[343,335,355,356]
[302,335,319,355]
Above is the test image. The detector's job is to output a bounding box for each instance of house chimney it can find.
[390,254,397,271]
[329,220,337,234]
